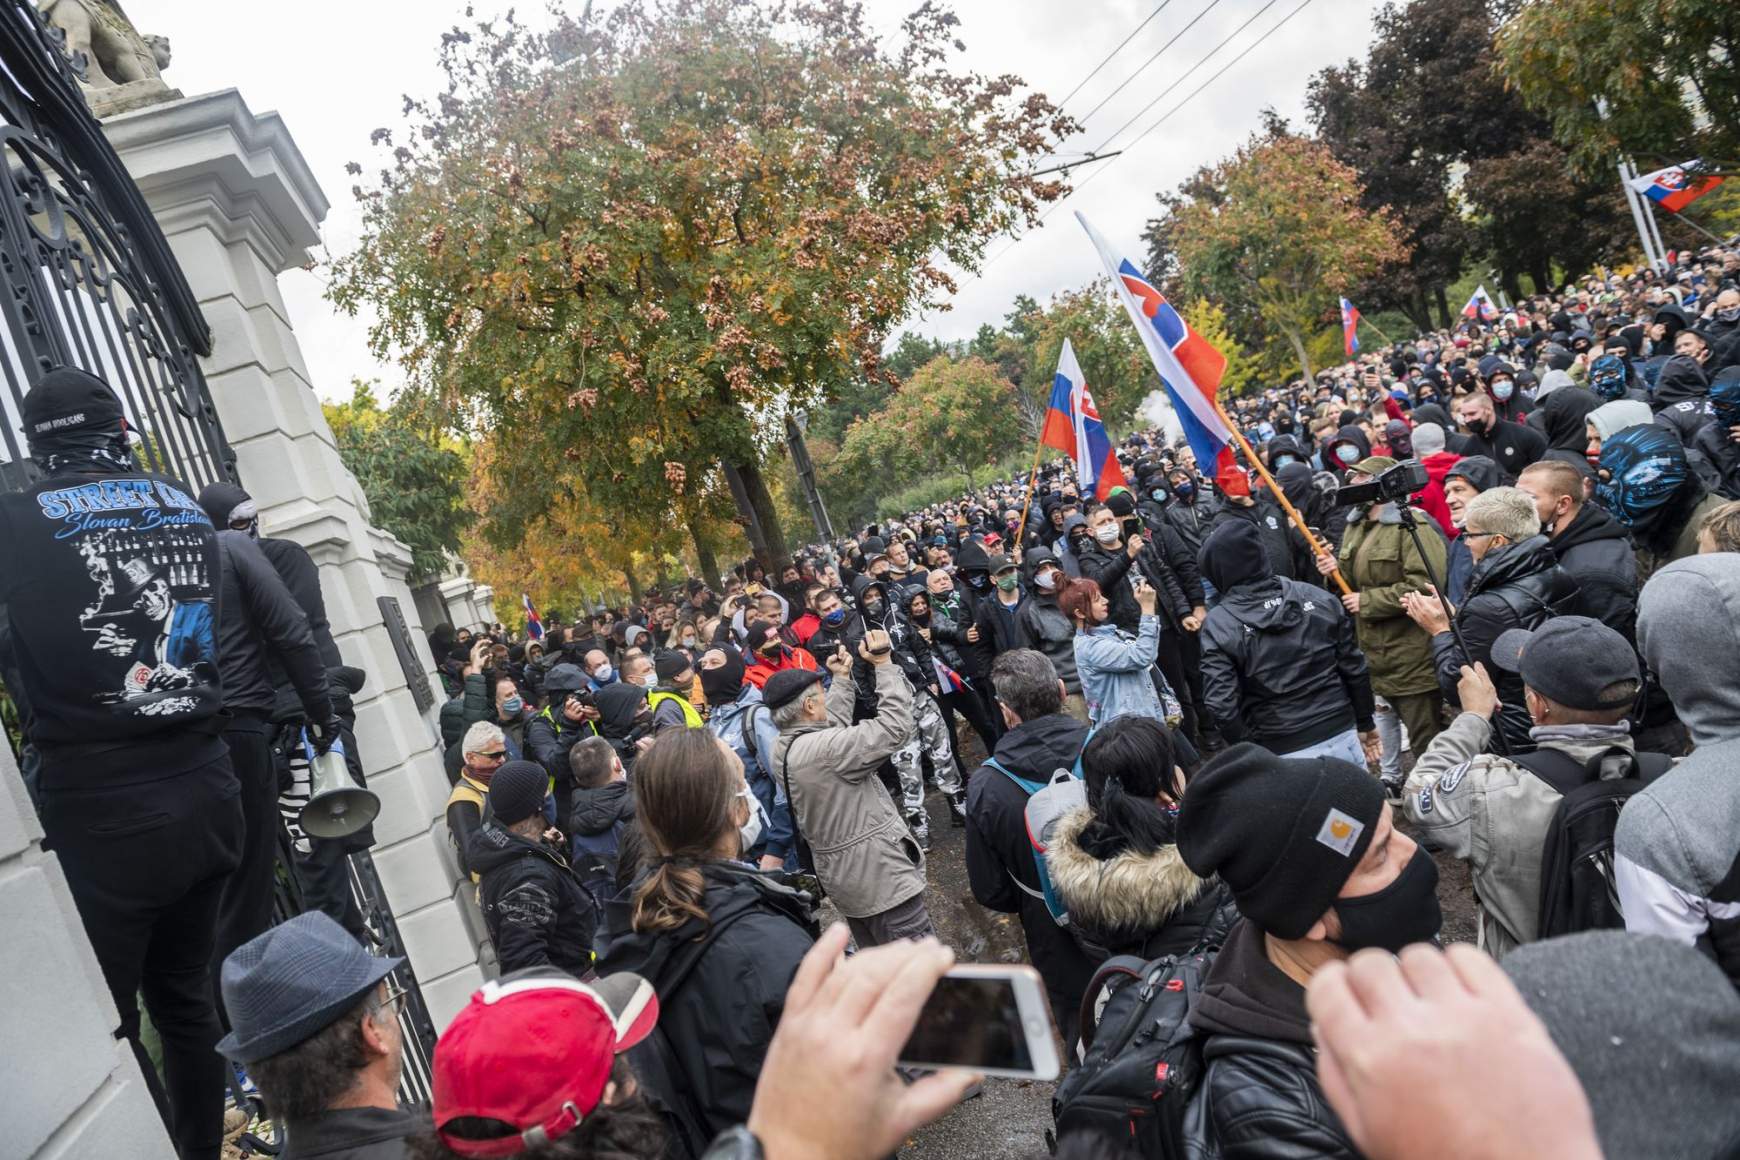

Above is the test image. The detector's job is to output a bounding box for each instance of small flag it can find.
[1340,297,1361,357]
[1461,285,1499,323]
[1629,160,1724,214]
[1077,213,1246,497]
[521,593,543,641]
[1040,337,1128,501]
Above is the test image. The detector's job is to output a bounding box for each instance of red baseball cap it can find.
[433,971,659,1158]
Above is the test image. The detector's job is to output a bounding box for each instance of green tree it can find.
[1016,281,1154,433]
[327,1,1073,570]
[325,381,473,581]
[1145,131,1409,384]
[1496,0,1740,175]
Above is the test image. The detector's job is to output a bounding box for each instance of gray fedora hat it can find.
[217,912,403,1064]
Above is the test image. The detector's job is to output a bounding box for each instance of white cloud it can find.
[121,0,1378,401]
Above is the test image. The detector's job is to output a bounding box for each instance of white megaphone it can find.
[298,732,380,841]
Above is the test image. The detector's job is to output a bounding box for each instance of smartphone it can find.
[898,964,1060,1080]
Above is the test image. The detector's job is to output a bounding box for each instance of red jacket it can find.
[743,644,819,689]
[789,611,820,646]
[1416,450,1462,537]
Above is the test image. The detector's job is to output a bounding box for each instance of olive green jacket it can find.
[1338,506,1446,698]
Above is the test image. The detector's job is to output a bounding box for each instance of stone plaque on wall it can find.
[378,595,435,714]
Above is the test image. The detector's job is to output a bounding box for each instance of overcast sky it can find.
[125,0,1380,402]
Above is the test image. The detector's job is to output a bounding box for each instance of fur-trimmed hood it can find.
[1046,805,1206,939]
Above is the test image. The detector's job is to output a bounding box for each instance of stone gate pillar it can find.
[101,90,487,1026]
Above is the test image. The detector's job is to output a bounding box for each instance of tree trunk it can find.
[1530,261,1553,297]
[734,457,789,568]
[1434,286,1452,331]
[1402,290,1431,335]
[1282,324,1315,384]
[1501,270,1524,304]
[687,511,721,587]
[623,568,641,605]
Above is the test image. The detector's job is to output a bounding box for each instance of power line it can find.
[1073,0,1229,128]
[969,0,1318,280]
[1056,0,1176,111]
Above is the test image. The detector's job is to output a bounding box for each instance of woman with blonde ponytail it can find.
[599,728,817,1158]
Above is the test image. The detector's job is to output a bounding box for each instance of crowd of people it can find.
[8,247,1740,1160]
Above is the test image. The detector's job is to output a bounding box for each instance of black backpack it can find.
[1052,948,1215,1159]
[1517,745,1674,938]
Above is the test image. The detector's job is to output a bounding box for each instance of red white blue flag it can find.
[1340,297,1361,356]
[1040,337,1128,501]
[521,592,544,641]
[1629,160,1724,213]
[1461,285,1499,323]
[1077,212,1242,496]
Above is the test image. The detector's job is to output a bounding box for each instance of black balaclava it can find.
[198,481,258,538]
[700,644,747,706]
[21,366,135,476]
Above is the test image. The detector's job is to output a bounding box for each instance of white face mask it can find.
[736,786,764,854]
[638,672,658,689]
[1035,569,1059,591]
[1093,524,1121,545]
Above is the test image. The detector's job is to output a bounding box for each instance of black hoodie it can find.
[1653,355,1715,445]
[1548,502,1639,640]
[467,819,597,977]
[1532,386,1604,452]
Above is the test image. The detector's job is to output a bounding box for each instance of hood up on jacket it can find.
[1322,424,1371,469]
[1587,400,1654,443]
[1637,556,1740,749]
[1046,806,1207,944]
[1266,434,1308,469]
[1534,368,1576,400]
[1536,386,1604,451]
[1653,354,1710,407]
[1198,518,1280,602]
[955,537,992,576]
[1443,454,1504,494]
[1412,402,1453,431]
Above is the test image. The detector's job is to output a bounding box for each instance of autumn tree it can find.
[1497,0,1740,175]
[327,0,1073,570]
[325,381,472,582]
[1145,130,1408,384]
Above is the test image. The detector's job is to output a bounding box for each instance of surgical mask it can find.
[1491,378,1514,401]
[822,608,847,627]
[1332,846,1443,953]
[592,664,615,684]
[996,573,1019,593]
[737,787,764,854]
[1334,444,1360,464]
[500,695,524,717]
[1035,569,1059,591]
[1093,524,1121,545]
[1272,454,1297,469]
[638,672,658,689]
[681,634,697,648]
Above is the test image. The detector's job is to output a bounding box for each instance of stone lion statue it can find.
[38,0,169,88]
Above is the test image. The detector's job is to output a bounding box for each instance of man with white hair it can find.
[1403,487,1579,753]
[445,720,510,879]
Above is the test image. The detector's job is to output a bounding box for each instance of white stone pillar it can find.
[0,745,175,1159]
[102,90,485,1026]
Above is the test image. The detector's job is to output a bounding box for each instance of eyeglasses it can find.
[1462,531,1499,541]
[376,980,408,1015]
[477,750,508,760]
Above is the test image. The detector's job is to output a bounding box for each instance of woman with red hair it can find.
[1063,576,1180,727]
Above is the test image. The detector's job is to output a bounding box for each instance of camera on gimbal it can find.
[1330,459,1429,509]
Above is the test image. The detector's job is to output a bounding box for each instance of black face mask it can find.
[1332,846,1442,953]
[1464,417,1490,438]
[964,573,989,590]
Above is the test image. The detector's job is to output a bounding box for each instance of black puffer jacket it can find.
[1163,488,1222,556]
[602,863,816,1156]
[467,820,597,978]
[1431,534,1579,752]
[1181,919,1356,1159]
[1198,521,1375,753]
[1548,502,1639,641]
[1045,806,1238,965]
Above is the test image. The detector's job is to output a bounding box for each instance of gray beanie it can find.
[1411,422,1446,458]
[1504,931,1740,1160]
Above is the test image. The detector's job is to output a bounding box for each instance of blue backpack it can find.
[983,742,1088,926]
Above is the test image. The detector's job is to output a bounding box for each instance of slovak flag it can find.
[1629,160,1724,213]
[1462,285,1499,322]
[1040,337,1128,501]
[521,592,544,641]
[1076,213,1244,497]
[1340,297,1361,356]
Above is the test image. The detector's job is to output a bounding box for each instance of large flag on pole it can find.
[1629,160,1725,213]
[1076,212,1242,494]
[521,593,544,641]
[1040,338,1127,501]
[1340,297,1361,356]
[1461,285,1499,322]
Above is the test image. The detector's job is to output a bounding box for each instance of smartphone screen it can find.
[899,975,1036,1073]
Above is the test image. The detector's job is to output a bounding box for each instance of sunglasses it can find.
[478,750,508,760]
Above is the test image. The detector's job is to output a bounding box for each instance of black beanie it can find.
[654,649,691,684]
[21,366,125,448]
[487,760,549,826]
[1176,743,1383,939]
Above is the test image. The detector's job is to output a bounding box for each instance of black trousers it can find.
[937,686,999,767]
[40,754,244,1160]
[1163,630,1212,746]
[212,719,278,1023]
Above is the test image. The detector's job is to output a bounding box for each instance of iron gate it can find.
[0,1,438,1115]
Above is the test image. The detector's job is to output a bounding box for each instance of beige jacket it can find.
[771,664,920,918]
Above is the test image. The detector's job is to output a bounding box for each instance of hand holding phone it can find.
[898,963,1059,1080]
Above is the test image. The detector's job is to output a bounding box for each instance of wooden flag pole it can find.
[1011,431,1049,550]
[1359,314,1396,346]
[1212,399,1353,598]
